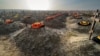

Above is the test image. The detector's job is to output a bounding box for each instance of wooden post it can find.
[89,9,99,40]
[89,17,96,40]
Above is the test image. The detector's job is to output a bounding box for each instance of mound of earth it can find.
[44,15,67,29]
[13,27,65,56]
[0,21,25,35]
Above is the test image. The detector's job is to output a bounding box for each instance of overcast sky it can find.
[0,0,100,10]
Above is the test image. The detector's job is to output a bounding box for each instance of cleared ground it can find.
[0,10,100,56]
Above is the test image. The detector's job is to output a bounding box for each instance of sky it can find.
[0,0,100,10]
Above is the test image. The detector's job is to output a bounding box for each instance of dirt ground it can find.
[0,35,22,56]
[0,11,100,56]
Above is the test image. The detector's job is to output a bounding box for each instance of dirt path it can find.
[0,36,22,56]
[9,27,26,39]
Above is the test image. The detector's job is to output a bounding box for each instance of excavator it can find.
[72,12,82,19]
[31,21,44,29]
[31,13,63,29]
[78,20,91,26]
[5,19,13,24]
[0,13,63,29]
[0,19,13,25]
[46,13,62,21]
[78,9,100,41]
